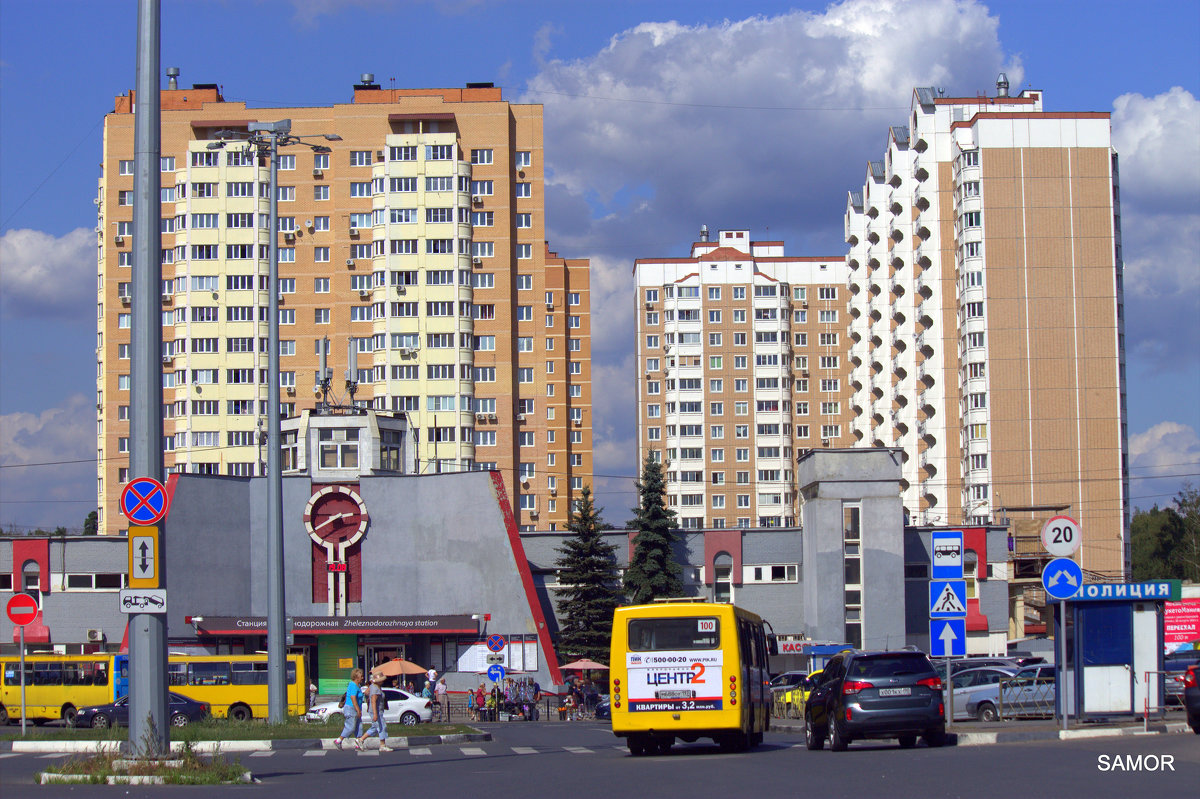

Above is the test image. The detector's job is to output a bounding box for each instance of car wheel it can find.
[171,713,189,728]
[829,720,849,751]
[976,702,998,723]
[923,727,947,748]
[62,705,77,727]
[0,706,8,725]
[91,712,112,729]
[804,713,824,751]
[898,735,916,749]
[400,711,419,726]
[653,738,672,755]
[228,704,252,722]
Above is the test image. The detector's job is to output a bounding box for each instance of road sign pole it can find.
[129,0,168,758]
[1060,599,1068,732]
[19,625,25,737]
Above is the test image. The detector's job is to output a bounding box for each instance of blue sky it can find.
[1,0,1197,530]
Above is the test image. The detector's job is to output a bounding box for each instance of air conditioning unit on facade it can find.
[120,295,131,305]
[549,487,557,496]
[376,149,385,160]
[284,231,295,242]
[86,629,105,643]
[162,355,173,364]
[545,303,554,310]
[312,168,323,178]
[475,412,488,420]
[349,227,360,237]
[486,413,496,421]
[115,235,125,245]
[529,509,538,518]
[644,302,653,310]
[395,285,406,294]
[161,293,172,304]
[286,386,295,395]
[359,288,370,298]
[573,419,582,427]
[471,196,483,206]
[472,257,482,265]
[516,413,526,422]
[345,259,355,267]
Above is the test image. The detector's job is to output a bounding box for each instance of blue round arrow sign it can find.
[120,477,168,525]
[487,664,506,682]
[1041,557,1083,600]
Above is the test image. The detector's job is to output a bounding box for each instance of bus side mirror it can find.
[767,634,779,657]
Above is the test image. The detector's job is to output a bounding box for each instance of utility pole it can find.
[128,0,168,756]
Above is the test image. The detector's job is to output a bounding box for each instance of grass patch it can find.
[44,742,247,785]
[9,717,476,741]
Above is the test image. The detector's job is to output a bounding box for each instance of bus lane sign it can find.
[625,651,723,712]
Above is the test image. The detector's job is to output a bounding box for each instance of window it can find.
[515,213,532,228]
[471,211,493,227]
[350,181,372,197]
[470,180,494,196]
[818,287,837,301]
[962,210,981,228]
[965,301,984,319]
[350,150,372,167]
[315,309,330,324]
[470,149,493,165]
[818,310,838,323]
[516,151,532,168]
[119,159,135,175]
[516,182,531,198]
[426,144,455,161]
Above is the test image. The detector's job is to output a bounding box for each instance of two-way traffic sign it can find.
[1041,557,1083,600]
[127,525,161,589]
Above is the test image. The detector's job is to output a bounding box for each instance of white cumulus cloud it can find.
[1128,421,1200,510]
[524,0,1022,515]
[0,394,97,532]
[0,227,95,319]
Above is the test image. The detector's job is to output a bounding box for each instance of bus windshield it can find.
[628,617,719,651]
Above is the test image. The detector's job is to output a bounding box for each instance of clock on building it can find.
[303,485,369,546]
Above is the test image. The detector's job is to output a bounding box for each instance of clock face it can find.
[303,486,368,545]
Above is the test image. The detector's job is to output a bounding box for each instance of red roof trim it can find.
[189,119,255,129]
[388,112,456,122]
[490,471,563,686]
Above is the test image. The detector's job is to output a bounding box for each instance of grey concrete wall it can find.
[797,448,905,648]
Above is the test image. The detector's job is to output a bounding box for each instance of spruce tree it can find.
[624,453,683,604]
[554,485,623,663]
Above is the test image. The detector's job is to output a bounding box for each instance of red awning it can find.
[10,611,50,644]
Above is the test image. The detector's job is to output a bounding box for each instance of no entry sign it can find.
[6,593,38,626]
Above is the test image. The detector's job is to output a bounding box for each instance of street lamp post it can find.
[211,122,339,723]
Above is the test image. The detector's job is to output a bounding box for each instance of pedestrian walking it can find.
[434,676,448,721]
[358,673,393,751]
[333,668,365,750]
[475,683,487,721]
[466,682,477,721]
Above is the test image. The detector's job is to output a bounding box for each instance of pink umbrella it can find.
[559,658,608,670]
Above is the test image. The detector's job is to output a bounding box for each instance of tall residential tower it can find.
[845,79,1128,577]
[96,78,591,535]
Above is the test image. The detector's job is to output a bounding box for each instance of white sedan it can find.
[305,688,433,726]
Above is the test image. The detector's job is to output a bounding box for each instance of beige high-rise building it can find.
[845,78,1128,578]
[96,78,591,535]
[634,229,853,530]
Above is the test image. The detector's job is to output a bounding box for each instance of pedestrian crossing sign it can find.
[929,580,967,618]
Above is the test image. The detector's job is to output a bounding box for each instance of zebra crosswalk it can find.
[1,744,628,761]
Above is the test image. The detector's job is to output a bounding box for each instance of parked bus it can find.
[0,654,116,725]
[161,654,308,720]
[610,599,774,755]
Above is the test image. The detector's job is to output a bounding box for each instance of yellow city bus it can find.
[166,654,307,720]
[0,654,116,725]
[610,599,774,755]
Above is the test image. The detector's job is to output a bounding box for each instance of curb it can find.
[11,731,493,754]
[772,720,1188,747]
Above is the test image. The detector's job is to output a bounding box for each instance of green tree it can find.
[624,453,683,604]
[553,485,623,663]
[1131,504,1184,581]
[1170,484,1200,583]
[83,510,98,536]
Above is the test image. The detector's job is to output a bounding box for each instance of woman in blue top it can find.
[334,668,365,750]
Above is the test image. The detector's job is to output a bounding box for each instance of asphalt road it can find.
[2,722,1197,798]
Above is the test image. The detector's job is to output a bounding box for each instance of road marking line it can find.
[0,753,20,759]
[564,746,593,754]
[249,751,275,757]
[409,747,432,756]
[511,747,538,755]
[38,754,66,759]
[460,747,487,756]
[302,750,327,757]
[357,750,379,757]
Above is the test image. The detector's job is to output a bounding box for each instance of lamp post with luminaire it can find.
[209,122,340,723]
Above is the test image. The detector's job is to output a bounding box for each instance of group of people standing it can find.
[466,677,542,722]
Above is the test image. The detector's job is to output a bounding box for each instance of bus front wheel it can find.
[0,706,8,725]
[228,704,252,722]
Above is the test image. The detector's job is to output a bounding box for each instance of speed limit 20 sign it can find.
[1041,515,1082,558]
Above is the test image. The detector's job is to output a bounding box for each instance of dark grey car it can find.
[805,651,945,751]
